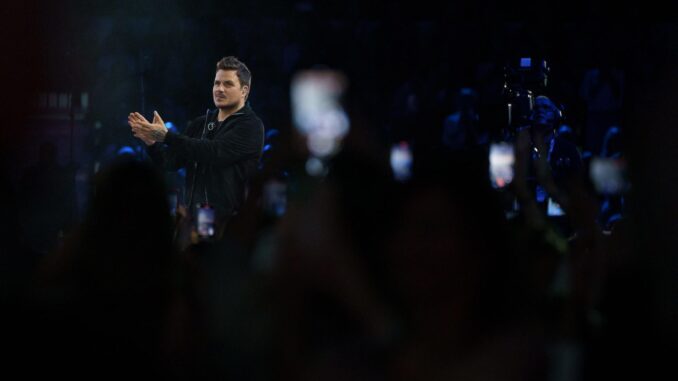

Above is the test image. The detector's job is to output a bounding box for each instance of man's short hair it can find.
[216,56,252,88]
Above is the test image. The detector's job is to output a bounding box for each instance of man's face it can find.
[213,69,248,109]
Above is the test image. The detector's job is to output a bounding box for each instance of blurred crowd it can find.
[1,6,677,380]
[2,59,676,380]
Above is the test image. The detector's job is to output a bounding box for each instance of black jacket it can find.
[148,104,264,220]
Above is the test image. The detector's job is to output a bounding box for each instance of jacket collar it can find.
[217,103,251,122]
[233,102,252,117]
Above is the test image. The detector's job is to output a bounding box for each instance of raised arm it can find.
[128,111,190,171]
[163,116,264,167]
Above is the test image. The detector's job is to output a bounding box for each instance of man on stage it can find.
[128,56,265,234]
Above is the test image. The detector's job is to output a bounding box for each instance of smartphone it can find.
[196,204,215,239]
[547,197,565,216]
[489,142,515,189]
[291,69,350,158]
[589,157,628,195]
[390,141,413,182]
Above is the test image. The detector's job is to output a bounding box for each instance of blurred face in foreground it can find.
[532,95,559,133]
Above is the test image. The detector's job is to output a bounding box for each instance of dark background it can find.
[1,1,677,379]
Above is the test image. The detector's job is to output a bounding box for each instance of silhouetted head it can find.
[531,95,562,134]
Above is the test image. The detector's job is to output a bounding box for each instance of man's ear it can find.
[242,85,250,97]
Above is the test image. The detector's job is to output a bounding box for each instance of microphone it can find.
[207,109,218,131]
[203,109,216,133]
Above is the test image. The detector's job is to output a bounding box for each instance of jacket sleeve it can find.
[163,116,264,167]
[146,118,203,171]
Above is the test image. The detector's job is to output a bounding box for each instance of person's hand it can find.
[172,205,196,252]
[137,133,156,146]
[127,112,155,145]
[128,111,168,144]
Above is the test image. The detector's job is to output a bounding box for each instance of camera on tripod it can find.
[502,57,550,134]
